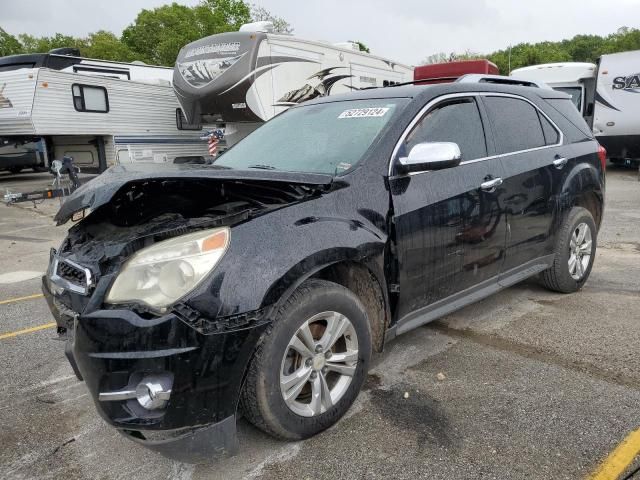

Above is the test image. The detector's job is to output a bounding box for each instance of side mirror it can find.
[397,142,461,174]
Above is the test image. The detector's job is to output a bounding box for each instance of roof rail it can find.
[456,74,553,89]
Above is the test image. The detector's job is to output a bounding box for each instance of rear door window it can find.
[403,97,487,161]
[482,96,546,154]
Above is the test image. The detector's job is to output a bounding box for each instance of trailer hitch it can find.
[3,156,82,206]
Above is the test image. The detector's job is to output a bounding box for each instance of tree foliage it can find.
[0,0,289,66]
[121,1,252,65]
[0,28,23,57]
[422,27,640,74]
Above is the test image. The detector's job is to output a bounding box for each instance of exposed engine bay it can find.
[62,178,323,273]
[49,177,327,321]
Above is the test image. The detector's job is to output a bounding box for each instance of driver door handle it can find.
[553,157,568,169]
[480,177,503,192]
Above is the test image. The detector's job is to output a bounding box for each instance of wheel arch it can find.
[260,251,390,353]
[559,161,604,230]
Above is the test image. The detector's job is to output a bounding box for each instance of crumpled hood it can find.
[55,163,334,225]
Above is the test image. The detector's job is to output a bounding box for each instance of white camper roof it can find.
[511,62,596,84]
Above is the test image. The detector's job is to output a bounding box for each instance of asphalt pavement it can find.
[0,166,638,480]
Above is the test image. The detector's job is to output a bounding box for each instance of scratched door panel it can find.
[390,157,506,321]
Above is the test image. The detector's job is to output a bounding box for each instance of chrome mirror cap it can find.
[398,142,461,174]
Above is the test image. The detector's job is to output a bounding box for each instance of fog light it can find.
[135,375,172,410]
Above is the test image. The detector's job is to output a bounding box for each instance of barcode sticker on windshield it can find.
[338,107,390,119]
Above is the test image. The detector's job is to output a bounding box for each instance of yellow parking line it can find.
[0,322,56,340]
[588,427,640,480]
[0,293,44,305]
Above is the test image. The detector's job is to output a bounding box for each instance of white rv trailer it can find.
[0,52,210,173]
[591,50,640,162]
[510,62,596,115]
[173,22,414,148]
[512,54,640,163]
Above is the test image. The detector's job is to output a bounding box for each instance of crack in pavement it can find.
[428,322,640,391]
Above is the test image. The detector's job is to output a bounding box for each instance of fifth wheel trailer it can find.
[0,51,211,173]
[173,22,414,148]
[512,52,640,164]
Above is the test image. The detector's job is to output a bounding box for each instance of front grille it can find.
[57,261,88,288]
[50,257,93,295]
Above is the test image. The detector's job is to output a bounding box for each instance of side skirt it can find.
[385,255,555,343]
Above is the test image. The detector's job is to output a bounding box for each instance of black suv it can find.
[43,81,605,462]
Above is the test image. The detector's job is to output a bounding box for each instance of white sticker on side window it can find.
[338,107,390,119]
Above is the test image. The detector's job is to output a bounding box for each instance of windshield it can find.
[215,98,408,175]
[554,86,583,112]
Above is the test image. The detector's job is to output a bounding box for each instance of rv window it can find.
[71,84,109,113]
[176,108,202,131]
[73,66,130,80]
[554,87,582,112]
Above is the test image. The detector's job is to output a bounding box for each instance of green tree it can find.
[487,42,571,74]
[17,32,86,54]
[421,27,640,74]
[599,27,640,55]
[421,50,482,65]
[251,4,293,34]
[561,34,605,62]
[0,28,23,56]
[84,31,135,62]
[121,0,252,66]
[349,40,370,53]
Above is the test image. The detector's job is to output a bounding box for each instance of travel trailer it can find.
[512,54,640,164]
[414,59,499,84]
[173,22,414,148]
[510,62,597,126]
[0,51,210,173]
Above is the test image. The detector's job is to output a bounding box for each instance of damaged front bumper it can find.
[42,269,270,463]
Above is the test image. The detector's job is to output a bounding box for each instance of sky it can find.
[2,0,639,65]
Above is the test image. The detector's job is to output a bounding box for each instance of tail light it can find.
[597,143,607,171]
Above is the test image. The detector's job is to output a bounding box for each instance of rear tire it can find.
[541,207,596,293]
[240,279,371,440]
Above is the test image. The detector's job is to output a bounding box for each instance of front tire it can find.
[541,207,597,293]
[240,279,371,440]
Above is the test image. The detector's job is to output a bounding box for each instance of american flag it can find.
[208,137,218,157]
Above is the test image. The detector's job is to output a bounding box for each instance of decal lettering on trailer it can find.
[184,42,241,59]
[338,107,390,119]
[612,73,640,91]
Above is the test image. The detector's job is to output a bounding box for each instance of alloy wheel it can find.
[279,311,359,417]
[568,222,592,280]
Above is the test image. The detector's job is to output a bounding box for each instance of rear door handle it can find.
[480,177,503,192]
[553,157,568,169]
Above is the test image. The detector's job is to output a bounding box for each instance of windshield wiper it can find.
[247,164,277,170]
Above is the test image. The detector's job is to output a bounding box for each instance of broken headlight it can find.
[105,227,230,311]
